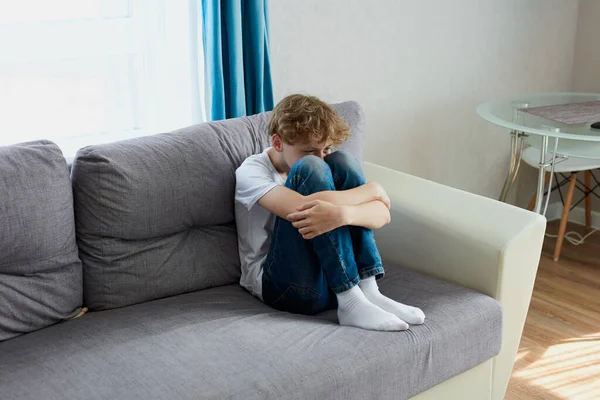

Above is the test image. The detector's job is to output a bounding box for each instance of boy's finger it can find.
[287,210,308,221]
[296,201,318,211]
[293,220,310,228]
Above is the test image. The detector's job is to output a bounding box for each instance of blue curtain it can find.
[201,0,274,121]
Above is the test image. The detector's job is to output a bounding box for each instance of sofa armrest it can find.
[364,162,546,400]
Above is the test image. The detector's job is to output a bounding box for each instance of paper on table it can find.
[520,101,600,125]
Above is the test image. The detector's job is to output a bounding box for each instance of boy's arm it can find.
[287,200,391,240]
[258,182,389,221]
[306,181,390,208]
[344,201,391,229]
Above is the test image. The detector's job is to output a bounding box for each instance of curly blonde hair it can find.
[268,94,350,145]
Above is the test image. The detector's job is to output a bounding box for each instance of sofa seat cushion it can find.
[0,265,502,400]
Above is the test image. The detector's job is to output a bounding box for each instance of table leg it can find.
[533,136,549,214]
[511,133,526,187]
[498,130,519,202]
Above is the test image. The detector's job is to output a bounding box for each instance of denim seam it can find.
[325,231,354,284]
[329,274,360,294]
[358,265,385,280]
[264,218,281,277]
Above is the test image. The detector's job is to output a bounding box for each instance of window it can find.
[0,0,205,158]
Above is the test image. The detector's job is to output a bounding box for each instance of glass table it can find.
[477,92,600,214]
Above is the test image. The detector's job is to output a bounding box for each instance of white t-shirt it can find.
[235,148,285,300]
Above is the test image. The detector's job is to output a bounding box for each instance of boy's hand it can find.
[287,200,348,240]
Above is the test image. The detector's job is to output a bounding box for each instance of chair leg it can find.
[585,170,592,228]
[527,172,550,211]
[554,173,577,261]
[527,193,536,212]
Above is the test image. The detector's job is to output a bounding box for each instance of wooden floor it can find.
[506,220,600,400]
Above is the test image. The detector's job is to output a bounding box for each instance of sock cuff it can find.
[358,275,378,289]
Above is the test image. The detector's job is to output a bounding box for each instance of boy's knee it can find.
[326,151,360,170]
[290,156,334,189]
[291,155,328,177]
[326,151,365,183]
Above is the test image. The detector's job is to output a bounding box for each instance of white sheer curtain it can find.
[0,0,205,158]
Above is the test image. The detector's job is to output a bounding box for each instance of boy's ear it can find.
[272,134,284,152]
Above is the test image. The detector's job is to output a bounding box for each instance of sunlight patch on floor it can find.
[513,333,600,400]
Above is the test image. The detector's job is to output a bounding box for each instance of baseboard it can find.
[544,202,600,230]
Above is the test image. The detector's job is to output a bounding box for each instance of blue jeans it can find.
[261,151,385,315]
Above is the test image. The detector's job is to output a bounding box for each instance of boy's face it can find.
[272,134,333,170]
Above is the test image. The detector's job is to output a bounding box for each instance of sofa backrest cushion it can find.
[71,101,365,310]
[0,141,82,341]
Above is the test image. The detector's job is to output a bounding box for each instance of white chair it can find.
[522,146,600,261]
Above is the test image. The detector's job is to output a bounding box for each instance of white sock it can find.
[359,276,426,325]
[336,286,409,331]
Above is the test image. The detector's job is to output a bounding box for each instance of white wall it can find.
[570,0,600,214]
[573,0,600,93]
[268,0,580,202]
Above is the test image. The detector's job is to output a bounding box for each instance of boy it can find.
[235,94,425,331]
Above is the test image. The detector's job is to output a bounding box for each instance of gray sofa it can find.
[0,102,527,400]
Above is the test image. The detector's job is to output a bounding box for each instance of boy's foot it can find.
[359,276,426,325]
[336,286,409,331]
